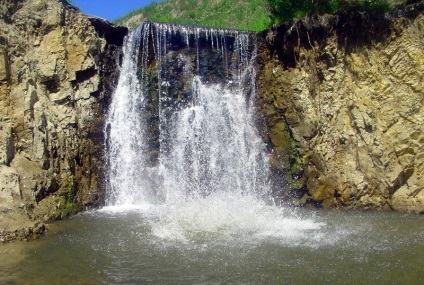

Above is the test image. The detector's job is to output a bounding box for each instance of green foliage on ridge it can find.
[114,0,405,31]
[268,0,393,23]
[115,0,272,31]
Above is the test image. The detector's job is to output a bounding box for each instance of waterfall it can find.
[103,22,323,244]
[106,22,270,206]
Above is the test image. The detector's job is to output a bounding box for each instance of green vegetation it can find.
[58,176,78,218]
[114,0,406,31]
[268,0,392,23]
[115,0,272,31]
[269,0,336,21]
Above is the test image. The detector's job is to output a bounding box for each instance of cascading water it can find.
[105,22,323,243]
[2,24,422,285]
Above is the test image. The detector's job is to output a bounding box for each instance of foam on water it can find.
[148,193,326,245]
[99,194,335,248]
[105,22,329,247]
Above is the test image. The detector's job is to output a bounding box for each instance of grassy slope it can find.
[114,0,408,31]
[115,0,272,31]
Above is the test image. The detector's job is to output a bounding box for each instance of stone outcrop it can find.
[0,0,127,242]
[257,1,424,213]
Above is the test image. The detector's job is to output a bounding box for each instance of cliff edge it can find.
[0,0,127,242]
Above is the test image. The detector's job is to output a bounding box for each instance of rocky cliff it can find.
[0,0,127,241]
[258,1,424,213]
[1,0,423,242]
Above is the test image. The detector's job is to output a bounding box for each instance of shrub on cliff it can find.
[268,0,392,23]
[268,0,338,22]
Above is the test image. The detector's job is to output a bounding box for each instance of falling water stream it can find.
[105,22,269,207]
[103,22,323,246]
[0,23,423,284]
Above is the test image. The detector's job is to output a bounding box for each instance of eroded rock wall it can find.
[0,0,126,241]
[258,2,424,213]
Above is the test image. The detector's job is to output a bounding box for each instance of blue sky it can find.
[71,0,166,21]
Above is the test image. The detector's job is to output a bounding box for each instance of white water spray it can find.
[105,22,325,243]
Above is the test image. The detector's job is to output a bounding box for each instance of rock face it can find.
[0,0,127,241]
[257,2,424,213]
[1,0,422,242]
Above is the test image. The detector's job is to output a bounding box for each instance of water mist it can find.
[105,22,323,243]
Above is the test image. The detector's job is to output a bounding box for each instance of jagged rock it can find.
[0,47,9,82]
[257,2,424,213]
[0,165,20,209]
[0,124,14,165]
[0,0,126,241]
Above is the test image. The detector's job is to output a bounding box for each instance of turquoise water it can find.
[1,208,423,284]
